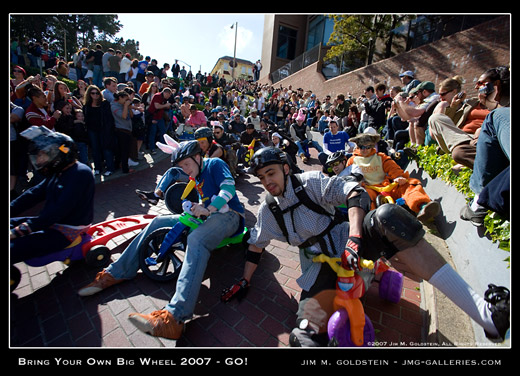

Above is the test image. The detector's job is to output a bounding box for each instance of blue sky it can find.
[115,13,265,76]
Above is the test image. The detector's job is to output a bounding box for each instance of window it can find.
[307,16,334,50]
[277,25,297,60]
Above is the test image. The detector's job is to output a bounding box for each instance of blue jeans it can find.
[93,65,103,88]
[106,211,241,321]
[149,119,167,151]
[156,167,189,193]
[469,107,510,195]
[296,139,323,157]
[76,142,89,165]
[318,120,329,133]
[385,115,408,141]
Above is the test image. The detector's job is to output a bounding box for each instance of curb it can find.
[92,150,171,185]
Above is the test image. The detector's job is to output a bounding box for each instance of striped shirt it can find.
[248,170,360,291]
[25,102,56,130]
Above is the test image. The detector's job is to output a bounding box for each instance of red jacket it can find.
[25,102,56,130]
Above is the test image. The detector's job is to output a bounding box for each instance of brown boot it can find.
[77,270,124,296]
[417,201,441,222]
[128,309,184,340]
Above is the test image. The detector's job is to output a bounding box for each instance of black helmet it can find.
[250,147,288,175]
[20,126,77,176]
[194,127,214,143]
[172,140,203,166]
[326,151,347,166]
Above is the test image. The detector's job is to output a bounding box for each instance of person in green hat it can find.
[393,80,440,147]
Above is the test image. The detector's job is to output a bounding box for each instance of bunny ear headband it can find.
[156,134,181,155]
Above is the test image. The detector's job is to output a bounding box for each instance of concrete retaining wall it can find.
[405,161,510,345]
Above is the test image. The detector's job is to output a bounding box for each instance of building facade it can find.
[210,55,255,82]
[259,14,507,87]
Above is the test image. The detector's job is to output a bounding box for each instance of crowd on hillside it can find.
[10,39,511,347]
[10,41,510,226]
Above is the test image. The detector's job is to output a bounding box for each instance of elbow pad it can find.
[346,187,371,213]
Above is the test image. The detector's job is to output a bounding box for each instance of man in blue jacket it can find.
[10,126,95,263]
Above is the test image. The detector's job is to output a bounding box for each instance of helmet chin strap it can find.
[190,155,204,181]
[281,164,290,198]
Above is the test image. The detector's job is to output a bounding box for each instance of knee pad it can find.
[371,204,425,250]
[347,188,371,213]
[246,249,263,264]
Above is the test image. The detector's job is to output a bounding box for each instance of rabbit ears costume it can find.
[156,134,184,162]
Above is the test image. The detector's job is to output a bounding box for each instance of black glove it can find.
[221,278,249,303]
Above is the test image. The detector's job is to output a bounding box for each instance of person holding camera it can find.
[111,90,135,174]
[393,81,440,148]
[428,67,509,170]
[363,83,393,133]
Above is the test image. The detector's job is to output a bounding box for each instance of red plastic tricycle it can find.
[313,254,404,347]
[10,214,156,292]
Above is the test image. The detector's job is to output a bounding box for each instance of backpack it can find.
[265,174,346,256]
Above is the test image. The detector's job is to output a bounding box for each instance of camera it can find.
[478,82,494,96]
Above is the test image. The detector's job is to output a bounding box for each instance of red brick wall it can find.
[260,16,510,100]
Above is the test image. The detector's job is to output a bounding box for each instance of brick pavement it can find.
[10,149,428,348]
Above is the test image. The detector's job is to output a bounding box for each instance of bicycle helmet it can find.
[326,151,347,167]
[171,140,203,166]
[194,127,214,143]
[249,147,288,175]
[20,125,77,177]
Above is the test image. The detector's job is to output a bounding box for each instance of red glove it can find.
[341,235,362,270]
[221,278,249,302]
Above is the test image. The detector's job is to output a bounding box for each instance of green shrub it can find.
[414,145,510,267]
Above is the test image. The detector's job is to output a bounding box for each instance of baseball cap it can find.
[399,70,415,78]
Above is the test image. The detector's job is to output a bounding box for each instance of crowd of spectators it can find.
[10,41,510,227]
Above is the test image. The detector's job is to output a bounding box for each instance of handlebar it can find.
[312,254,374,277]
[364,181,399,193]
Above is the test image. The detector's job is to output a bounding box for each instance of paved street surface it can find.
[10,149,428,348]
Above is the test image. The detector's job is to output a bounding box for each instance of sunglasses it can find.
[329,160,343,167]
[357,145,374,150]
[90,91,100,95]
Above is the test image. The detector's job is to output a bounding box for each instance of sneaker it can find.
[77,270,124,296]
[128,158,139,167]
[451,164,464,175]
[103,171,113,177]
[403,146,418,159]
[128,309,184,340]
[484,284,510,342]
[135,189,159,205]
[417,201,441,222]
[460,202,487,227]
